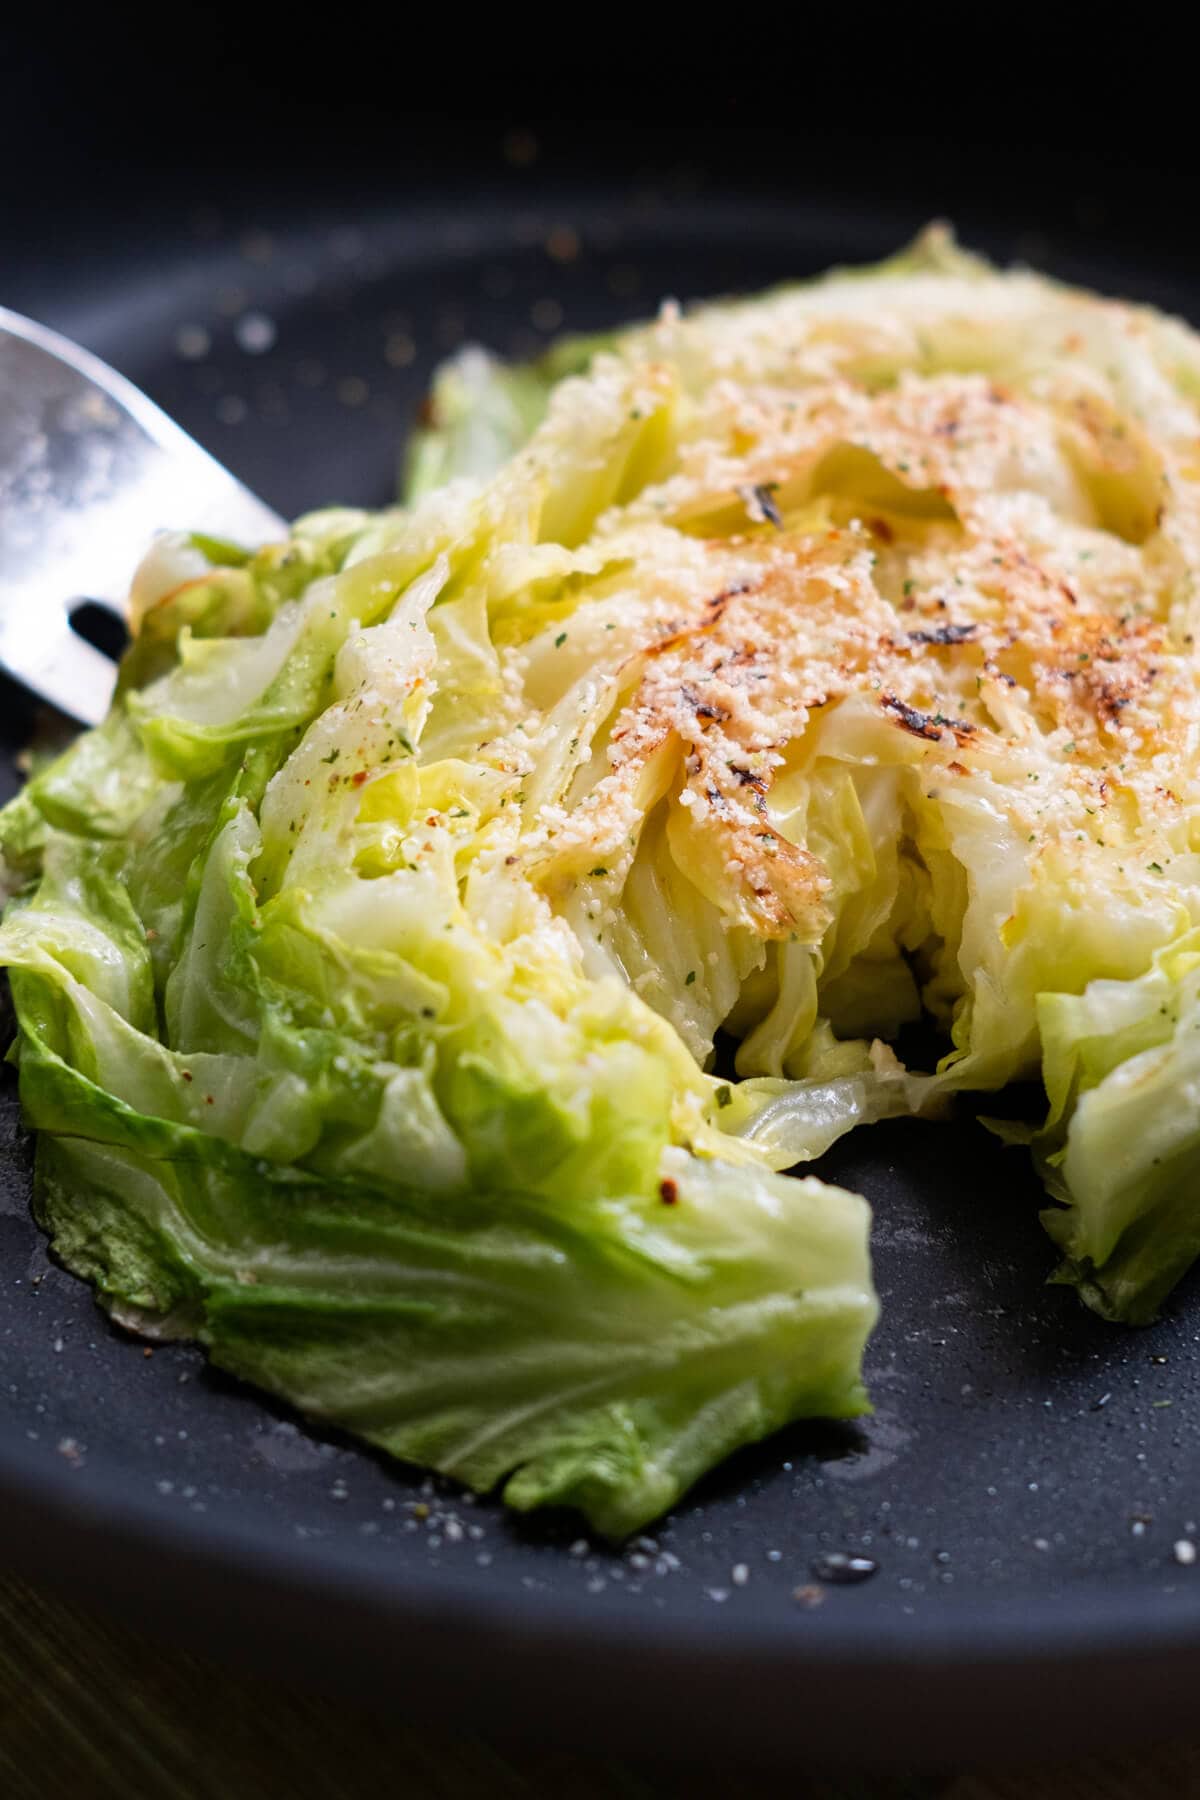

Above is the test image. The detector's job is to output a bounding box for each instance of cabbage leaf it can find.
[8,227,1200,1532]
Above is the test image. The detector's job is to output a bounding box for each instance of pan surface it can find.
[5,160,1200,1765]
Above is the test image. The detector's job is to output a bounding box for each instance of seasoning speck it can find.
[739,482,783,528]
[792,1584,826,1609]
[234,311,278,355]
[1175,1539,1197,1566]
[385,333,416,369]
[545,226,580,264]
[175,324,211,361]
[810,1552,878,1585]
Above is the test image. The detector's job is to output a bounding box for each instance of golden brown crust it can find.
[503,326,1200,942]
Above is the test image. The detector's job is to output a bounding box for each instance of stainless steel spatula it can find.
[0,306,285,726]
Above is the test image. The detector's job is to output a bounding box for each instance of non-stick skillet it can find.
[5,95,1200,1766]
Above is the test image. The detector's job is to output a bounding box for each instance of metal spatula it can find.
[0,307,286,726]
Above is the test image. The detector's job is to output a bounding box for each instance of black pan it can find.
[5,114,1200,1768]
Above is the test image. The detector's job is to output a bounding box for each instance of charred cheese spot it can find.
[472,254,1200,1016]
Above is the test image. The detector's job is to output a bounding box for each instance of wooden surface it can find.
[1,1573,1197,1799]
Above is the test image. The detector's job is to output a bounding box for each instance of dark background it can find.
[5,23,1199,302]
[6,23,1199,524]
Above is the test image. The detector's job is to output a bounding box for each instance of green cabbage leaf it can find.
[9,227,1200,1534]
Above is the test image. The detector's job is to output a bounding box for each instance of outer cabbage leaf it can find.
[1031,931,1200,1323]
[32,1124,872,1539]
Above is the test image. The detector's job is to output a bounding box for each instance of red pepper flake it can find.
[181,1071,193,1083]
[205,1095,215,1105]
[659,1178,678,1205]
[351,770,369,787]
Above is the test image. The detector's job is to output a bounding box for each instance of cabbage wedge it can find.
[6,227,1200,1531]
